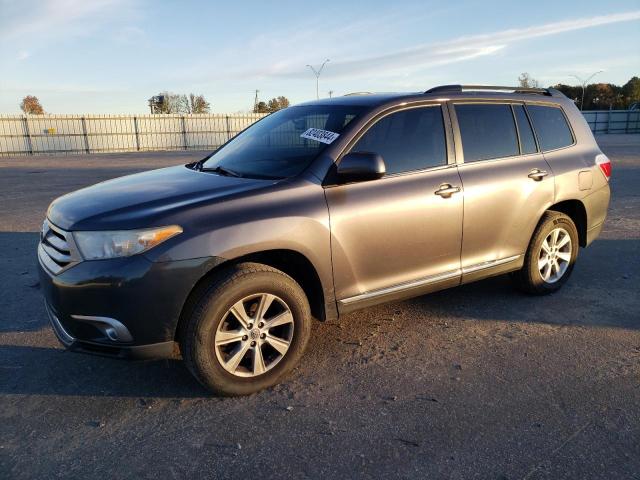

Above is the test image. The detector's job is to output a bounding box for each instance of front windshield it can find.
[202,105,364,179]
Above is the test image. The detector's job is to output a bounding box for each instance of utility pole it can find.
[306,59,330,100]
[254,90,260,112]
[328,90,334,98]
[571,70,603,111]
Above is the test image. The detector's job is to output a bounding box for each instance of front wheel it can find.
[510,211,579,295]
[181,262,311,396]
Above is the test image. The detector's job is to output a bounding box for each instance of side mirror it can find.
[336,152,386,183]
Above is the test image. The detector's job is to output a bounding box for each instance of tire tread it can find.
[181,262,310,396]
[511,211,578,295]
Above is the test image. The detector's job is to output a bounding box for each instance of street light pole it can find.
[571,70,603,111]
[306,59,330,100]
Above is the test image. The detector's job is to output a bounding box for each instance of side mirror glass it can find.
[336,152,386,183]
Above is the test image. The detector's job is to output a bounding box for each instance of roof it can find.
[296,92,415,107]
[296,85,568,109]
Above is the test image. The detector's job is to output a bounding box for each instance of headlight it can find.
[73,225,183,260]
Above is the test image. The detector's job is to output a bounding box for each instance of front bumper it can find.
[45,302,175,359]
[38,246,223,360]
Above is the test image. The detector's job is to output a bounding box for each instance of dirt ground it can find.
[0,136,638,479]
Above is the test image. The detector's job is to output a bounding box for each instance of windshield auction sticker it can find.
[300,128,340,144]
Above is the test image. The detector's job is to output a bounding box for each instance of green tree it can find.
[552,83,581,105]
[253,101,269,113]
[554,77,638,110]
[267,96,290,112]
[585,83,625,110]
[622,76,640,106]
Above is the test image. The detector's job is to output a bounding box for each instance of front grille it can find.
[38,220,79,274]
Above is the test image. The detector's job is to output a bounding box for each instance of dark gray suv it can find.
[39,85,611,395]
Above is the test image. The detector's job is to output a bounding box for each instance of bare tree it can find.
[518,73,540,88]
[20,95,44,114]
[148,92,185,114]
[149,92,210,114]
[176,94,190,114]
[149,93,172,113]
[188,93,211,114]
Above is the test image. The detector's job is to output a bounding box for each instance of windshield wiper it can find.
[199,165,242,177]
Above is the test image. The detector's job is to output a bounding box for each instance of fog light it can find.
[71,315,133,343]
[105,327,119,341]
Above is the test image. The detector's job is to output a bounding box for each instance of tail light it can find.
[595,154,611,180]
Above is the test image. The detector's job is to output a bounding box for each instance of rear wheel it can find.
[182,262,311,396]
[510,211,579,295]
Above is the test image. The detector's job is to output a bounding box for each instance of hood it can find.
[47,165,272,231]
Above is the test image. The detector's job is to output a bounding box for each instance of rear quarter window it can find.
[527,105,574,151]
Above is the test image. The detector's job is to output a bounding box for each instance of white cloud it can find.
[254,10,640,80]
[17,50,31,61]
[0,0,137,41]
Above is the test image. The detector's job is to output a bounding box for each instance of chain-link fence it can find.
[0,113,267,156]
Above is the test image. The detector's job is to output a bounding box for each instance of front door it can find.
[325,104,464,311]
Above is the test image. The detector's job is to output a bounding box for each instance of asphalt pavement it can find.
[0,137,638,479]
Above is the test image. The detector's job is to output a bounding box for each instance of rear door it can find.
[450,102,554,280]
[325,104,463,310]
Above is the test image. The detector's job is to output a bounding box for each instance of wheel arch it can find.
[547,199,588,247]
[175,249,332,344]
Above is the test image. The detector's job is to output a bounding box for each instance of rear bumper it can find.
[38,248,224,360]
[586,222,605,247]
[583,183,610,246]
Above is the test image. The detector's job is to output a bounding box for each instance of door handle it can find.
[434,183,461,198]
[528,169,548,181]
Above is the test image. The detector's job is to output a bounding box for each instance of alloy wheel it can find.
[214,293,294,377]
[538,227,572,284]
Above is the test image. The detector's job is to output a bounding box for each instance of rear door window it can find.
[526,105,574,151]
[454,104,519,162]
[513,105,538,154]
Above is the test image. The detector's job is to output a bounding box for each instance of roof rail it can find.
[424,84,565,97]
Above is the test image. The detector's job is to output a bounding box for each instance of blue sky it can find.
[1,0,639,113]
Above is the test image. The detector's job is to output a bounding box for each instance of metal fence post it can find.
[22,115,33,155]
[133,116,141,151]
[606,108,612,134]
[181,115,188,150]
[81,116,90,153]
[626,110,631,134]
[225,115,231,141]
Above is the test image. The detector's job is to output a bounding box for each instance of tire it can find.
[181,262,311,396]
[510,211,579,295]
